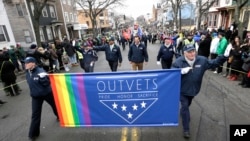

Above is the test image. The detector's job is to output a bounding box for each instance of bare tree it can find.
[26,0,48,47]
[233,0,249,39]
[76,0,123,38]
[161,0,187,31]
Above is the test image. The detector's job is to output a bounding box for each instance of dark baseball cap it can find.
[24,57,36,63]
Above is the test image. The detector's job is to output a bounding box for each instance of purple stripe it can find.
[76,74,91,125]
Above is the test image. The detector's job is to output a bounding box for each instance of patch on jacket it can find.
[195,65,201,68]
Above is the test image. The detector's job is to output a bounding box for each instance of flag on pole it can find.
[49,69,181,127]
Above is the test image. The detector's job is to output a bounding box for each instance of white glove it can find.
[181,67,192,74]
[157,61,161,65]
[38,72,47,78]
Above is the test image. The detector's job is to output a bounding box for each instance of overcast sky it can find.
[117,0,159,19]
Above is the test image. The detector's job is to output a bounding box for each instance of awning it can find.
[51,20,63,26]
[73,24,88,30]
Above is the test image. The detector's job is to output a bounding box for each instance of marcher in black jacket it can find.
[157,37,176,69]
[93,37,122,72]
[24,57,58,140]
[128,36,148,70]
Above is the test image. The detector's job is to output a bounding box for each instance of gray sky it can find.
[118,0,159,19]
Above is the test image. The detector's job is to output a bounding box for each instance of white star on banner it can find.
[127,112,133,119]
[132,104,138,111]
[112,102,118,109]
[121,104,127,111]
[141,101,147,108]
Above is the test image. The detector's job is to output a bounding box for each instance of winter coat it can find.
[128,43,148,63]
[93,44,122,63]
[172,55,226,96]
[157,44,175,61]
[26,66,51,97]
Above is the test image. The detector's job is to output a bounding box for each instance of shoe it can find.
[0,100,7,104]
[213,71,217,74]
[223,73,228,77]
[242,84,250,88]
[230,76,237,81]
[238,82,244,85]
[183,131,190,139]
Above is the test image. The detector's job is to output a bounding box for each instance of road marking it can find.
[120,127,128,141]
[131,127,140,141]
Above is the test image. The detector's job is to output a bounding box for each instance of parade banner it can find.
[49,69,181,127]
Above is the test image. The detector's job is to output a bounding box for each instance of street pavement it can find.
[0,41,249,141]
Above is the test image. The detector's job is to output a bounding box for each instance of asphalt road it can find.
[0,41,249,141]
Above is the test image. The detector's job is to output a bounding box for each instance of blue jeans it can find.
[180,95,194,132]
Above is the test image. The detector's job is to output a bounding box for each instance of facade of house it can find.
[3,0,34,49]
[0,0,16,49]
[56,0,81,40]
[77,9,111,36]
[207,0,250,31]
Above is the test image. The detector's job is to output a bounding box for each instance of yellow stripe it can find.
[58,76,74,126]
[131,128,140,141]
[120,127,128,141]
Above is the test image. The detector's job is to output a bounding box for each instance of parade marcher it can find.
[128,36,148,70]
[172,44,227,139]
[24,57,58,140]
[93,37,122,72]
[76,43,98,73]
[157,37,176,69]
[55,39,64,70]
[63,38,78,66]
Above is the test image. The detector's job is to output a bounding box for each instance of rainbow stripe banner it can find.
[49,69,181,127]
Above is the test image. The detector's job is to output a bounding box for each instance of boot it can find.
[0,100,7,104]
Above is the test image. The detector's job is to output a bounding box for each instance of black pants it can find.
[161,60,172,69]
[29,93,58,138]
[108,61,118,72]
[180,95,194,132]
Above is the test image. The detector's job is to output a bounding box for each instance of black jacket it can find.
[128,43,148,63]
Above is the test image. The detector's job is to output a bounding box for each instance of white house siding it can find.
[0,1,16,49]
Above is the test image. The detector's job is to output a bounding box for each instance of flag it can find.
[49,69,181,127]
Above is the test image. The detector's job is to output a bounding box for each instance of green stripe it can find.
[65,75,80,125]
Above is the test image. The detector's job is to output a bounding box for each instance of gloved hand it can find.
[38,72,47,78]
[157,61,161,65]
[181,67,192,74]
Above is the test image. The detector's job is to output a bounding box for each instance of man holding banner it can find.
[24,57,58,141]
[172,44,227,139]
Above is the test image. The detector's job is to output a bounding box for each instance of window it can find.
[46,27,53,40]
[67,0,71,5]
[24,30,32,43]
[64,12,69,22]
[0,25,10,42]
[85,13,88,17]
[40,28,45,42]
[16,4,24,16]
[86,21,89,26]
[100,20,104,25]
[49,5,56,18]
[74,14,78,22]
[70,13,74,22]
[42,7,48,17]
[30,2,34,15]
[100,13,104,17]
[213,14,217,27]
